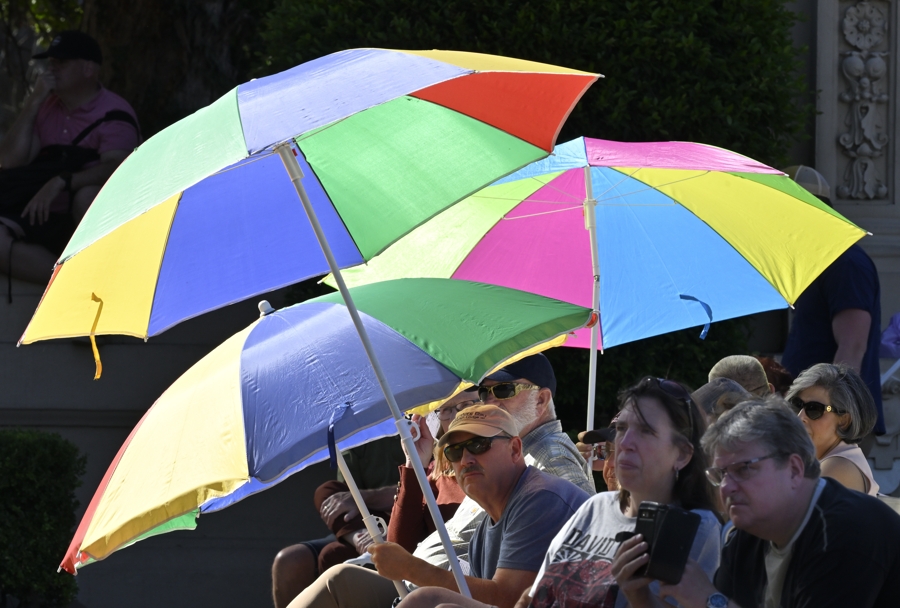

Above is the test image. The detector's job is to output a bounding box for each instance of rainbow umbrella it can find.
[60,278,594,574]
[333,137,868,426]
[21,49,597,349]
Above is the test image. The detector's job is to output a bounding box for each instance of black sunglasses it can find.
[789,397,845,421]
[642,377,694,439]
[477,382,539,402]
[443,435,511,463]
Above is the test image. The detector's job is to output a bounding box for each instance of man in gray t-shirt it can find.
[373,405,589,608]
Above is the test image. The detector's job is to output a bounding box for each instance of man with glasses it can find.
[659,399,900,608]
[373,405,590,608]
[478,353,594,494]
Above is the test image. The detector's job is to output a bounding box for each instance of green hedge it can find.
[0,429,85,607]
[256,0,811,167]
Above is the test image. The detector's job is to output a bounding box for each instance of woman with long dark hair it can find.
[521,377,722,608]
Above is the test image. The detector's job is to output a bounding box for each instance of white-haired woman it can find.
[786,363,879,495]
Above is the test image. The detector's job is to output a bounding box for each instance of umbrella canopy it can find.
[333,137,868,350]
[21,49,597,344]
[60,278,593,574]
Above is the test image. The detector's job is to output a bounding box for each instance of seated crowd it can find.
[274,353,900,608]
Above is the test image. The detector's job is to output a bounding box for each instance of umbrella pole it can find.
[333,449,408,598]
[276,143,472,599]
[583,166,601,432]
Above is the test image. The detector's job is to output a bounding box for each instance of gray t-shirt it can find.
[529,491,721,607]
[410,420,594,569]
[469,466,590,580]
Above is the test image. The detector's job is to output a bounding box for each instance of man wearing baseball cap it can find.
[478,353,594,494]
[288,405,589,608]
[0,30,139,284]
[369,405,588,608]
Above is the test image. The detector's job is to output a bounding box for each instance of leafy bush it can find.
[0,429,86,607]
[257,0,811,167]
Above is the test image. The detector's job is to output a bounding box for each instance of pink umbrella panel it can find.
[333,136,865,352]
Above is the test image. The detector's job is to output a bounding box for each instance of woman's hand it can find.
[610,534,654,606]
[402,413,435,467]
[658,560,721,608]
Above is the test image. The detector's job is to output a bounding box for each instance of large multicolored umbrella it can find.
[60,278,594,574]
[21,49,597,348]
[332,137,868,425]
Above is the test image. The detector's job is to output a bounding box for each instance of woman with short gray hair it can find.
[785,363,878,495]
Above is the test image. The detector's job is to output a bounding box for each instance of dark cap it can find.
[485,353,556,397]
[581,412,620,444]
[33,31,102,64]
[691,377,752,416]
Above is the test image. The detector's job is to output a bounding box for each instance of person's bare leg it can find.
[71,185,100,223]
[0,225,56,284]
[402,587,493,608]
[272,544,318,608]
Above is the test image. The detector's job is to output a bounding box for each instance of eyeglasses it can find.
[477,382,540,402]
[436,399,478,421]
[705,452,779,486]
[645,377,694,439]
[789,397,845,421]
[443,435,511,463]
[600,443,614,460]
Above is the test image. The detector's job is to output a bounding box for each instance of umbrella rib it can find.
[209,149,278,176]
[500,205,583,220]
[595,169,712,205]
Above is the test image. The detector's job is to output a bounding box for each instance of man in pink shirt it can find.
[0,31,139,284]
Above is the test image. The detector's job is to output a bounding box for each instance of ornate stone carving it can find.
[837,2,890,201]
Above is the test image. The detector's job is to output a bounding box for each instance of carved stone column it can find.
[819,1,894,207]
[817,1,899,324]
[837,2,890,201]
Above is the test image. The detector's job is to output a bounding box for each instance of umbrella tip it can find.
[258,300,275,317]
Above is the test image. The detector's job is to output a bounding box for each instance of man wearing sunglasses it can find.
[659,399,900,608]
[477,353,594,494]
[374,405,590,608]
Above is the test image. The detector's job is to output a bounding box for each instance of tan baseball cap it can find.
[436,404,519,448]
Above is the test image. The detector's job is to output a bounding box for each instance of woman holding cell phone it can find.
[786,363,879,495]
[519,377,722,608]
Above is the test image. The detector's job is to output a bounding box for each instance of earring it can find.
[674,467,680,482]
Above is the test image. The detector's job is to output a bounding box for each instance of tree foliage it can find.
[258,0,811,167]
[0,429,86,607]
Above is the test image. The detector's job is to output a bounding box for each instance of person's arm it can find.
[657,560,743,608]
[820,457,868,493]
[832,308,871,372]
[0,73,52,168]
[387,464,432,551]
[513,587,532,608]
[369,542,536,608]
[20,149,130,226]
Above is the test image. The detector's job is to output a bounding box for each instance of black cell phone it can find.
[632,501,701,584]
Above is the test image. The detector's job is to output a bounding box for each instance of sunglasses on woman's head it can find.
[641,377,694,439]
[789,397,844,420]
[477,382,540,402]
[443,435,512,463]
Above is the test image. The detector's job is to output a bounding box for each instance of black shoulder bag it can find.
[0,109,138,218]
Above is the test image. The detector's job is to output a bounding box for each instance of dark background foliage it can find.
[0,430,86,607]
[258,0,810,167]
